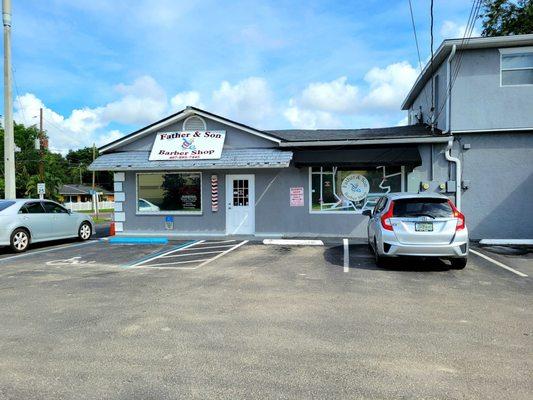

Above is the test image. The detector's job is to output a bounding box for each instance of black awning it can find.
[293,146,421,168]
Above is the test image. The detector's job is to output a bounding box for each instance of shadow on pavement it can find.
[324,244,453,272]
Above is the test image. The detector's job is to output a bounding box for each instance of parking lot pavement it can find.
[0,241,531,399]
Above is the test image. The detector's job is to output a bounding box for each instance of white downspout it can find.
[444,45,460,209]
[445,44,456,133]
[445,138,461,210]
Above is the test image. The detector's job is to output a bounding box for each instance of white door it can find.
[226,174,255,235]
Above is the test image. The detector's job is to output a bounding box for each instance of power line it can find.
[407,0,430,111]
[434,0,482,122]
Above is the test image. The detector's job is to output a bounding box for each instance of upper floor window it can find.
[500,48,533,86]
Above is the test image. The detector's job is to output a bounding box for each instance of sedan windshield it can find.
[0,200,16,212]
[393,198,453,218]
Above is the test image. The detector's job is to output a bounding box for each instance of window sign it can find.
[149,131,226,161]
[310,166,403,213]
[137,172,202,214]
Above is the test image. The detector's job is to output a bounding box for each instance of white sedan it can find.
[0,199,95,253]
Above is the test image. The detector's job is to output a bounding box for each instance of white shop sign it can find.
[149,131,226,161]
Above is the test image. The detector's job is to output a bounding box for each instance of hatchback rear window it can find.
[0,200,16,212]
[393,198,453,218]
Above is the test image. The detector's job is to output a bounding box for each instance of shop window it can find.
[310,166,403,214]
[500,49,533,86]
[137,172,202,214]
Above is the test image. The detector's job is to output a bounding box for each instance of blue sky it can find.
[4,0,480,152]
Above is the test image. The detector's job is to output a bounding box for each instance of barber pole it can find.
[211,174,218,211]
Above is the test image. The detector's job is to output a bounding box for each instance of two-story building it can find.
[402,34,533,239]
[90,34,533,240]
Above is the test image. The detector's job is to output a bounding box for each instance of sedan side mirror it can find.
[362,209,372,217]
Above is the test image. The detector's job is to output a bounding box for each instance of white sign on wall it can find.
[149,131,226,161]
[290,187,304,207]
[341,174,370,202]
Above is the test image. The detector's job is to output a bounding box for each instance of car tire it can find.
[374,239,387,268]
[78,222,92,241]
[10,228,30,253]
[451,258,467,269]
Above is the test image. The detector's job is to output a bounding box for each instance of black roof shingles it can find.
[266,123,444,142]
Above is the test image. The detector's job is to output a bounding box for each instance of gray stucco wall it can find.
[458,132,533,239]
[121,168,371,238]
[451,48,533,131]
[117,141,448,239]
[409,61,448,130]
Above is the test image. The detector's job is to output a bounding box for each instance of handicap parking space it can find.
[0,238,250,273]
[128,239,249,269]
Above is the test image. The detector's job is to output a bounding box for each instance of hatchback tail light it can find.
[448,200,465,231]
[380,201,395,231]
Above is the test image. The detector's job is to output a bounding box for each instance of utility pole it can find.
[92,143,98,217]
[39,107,44,181]
[3,0,15,199]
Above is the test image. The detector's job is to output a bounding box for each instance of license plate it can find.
[415,222,433,232]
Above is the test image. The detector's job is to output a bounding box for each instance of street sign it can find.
[37,183,45,195]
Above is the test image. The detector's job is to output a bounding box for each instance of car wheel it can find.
[374,239,387,268]
[451,258,467,269]
[78,222,92,241]
[10,228,30,253]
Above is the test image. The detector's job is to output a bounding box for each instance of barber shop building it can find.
[91,35,533,240]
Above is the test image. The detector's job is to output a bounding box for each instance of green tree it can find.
[480,0,533,36]
[66,147,113,190]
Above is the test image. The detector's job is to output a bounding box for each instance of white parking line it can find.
[137,240,249,270]
[160,250,227,258]
[182,244,236,251]
[127,241,203,268]
[0,241,96,264]
[470,249,528,277]
[194,240,248,269]
[343,238,349,272]
[140,258,211,268]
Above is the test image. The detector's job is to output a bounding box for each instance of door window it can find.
[233,179,249,206]
[42,202,69,214]
[21,202,46,214]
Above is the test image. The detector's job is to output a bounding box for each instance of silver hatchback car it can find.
[363,193,468,269]
[0,199,95,253]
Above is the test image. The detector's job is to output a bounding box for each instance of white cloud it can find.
[211,77,274,125]
[284,100,342,129]
[99,75,168,125]
[397,116,408,126]
[170,90,203,111]
[362,61,418,110]
[284,61,418,128]
[440,20,481,39]
[299,77,359,113]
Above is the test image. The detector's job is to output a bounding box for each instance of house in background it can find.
[402,34,533,239]
[59,184,114,203]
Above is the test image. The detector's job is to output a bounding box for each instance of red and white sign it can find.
[149,131,226,161]
[290,187,304,207]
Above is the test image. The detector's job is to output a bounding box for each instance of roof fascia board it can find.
[100,108,281,154]
[100,109,193,153]
[278,136,452,147]
[89,164,291,172]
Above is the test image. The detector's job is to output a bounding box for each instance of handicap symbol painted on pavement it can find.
[46,257,96,266]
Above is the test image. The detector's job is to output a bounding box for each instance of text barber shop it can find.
[90,107,453,239]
